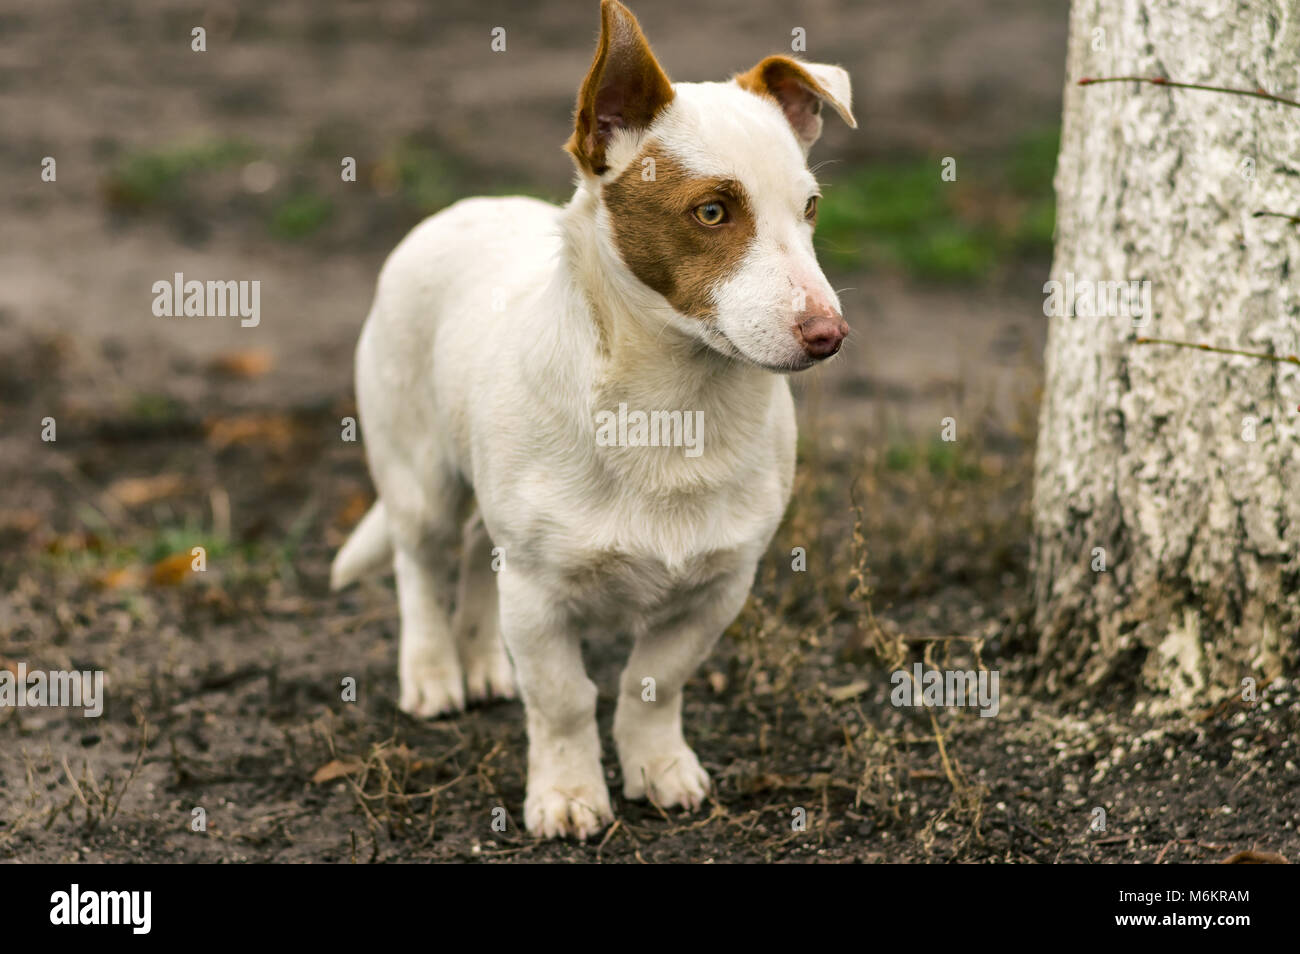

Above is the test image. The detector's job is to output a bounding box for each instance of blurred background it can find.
[1,0,1064,417]
[12,1,1217,864]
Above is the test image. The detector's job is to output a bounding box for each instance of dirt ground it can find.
[2,0,1297,863]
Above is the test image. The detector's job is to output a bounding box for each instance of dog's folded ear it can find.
[734,56,857,151]
[566,0,674,176]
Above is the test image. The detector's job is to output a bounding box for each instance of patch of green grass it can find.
[1006,127,1059,253]
[381,140,556,216]
[104,139,256,208]
[37,522,239,578]
[1005,127,1060,195]
[1013,195,1057,253]
[140,524,234,564]
[269,190,335,239]
[816,127,1059,282]
[884,437,982,481]
[390,143,459,214]
[896,221,999,282]
[124,393,187,427]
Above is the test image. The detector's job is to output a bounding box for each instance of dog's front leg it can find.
[498,569,613,840]
[613,571,754,812]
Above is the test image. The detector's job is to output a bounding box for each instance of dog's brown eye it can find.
[692,201,727,226]
[804,195,819,220]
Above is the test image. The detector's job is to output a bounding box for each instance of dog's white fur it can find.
[332,3,854,839]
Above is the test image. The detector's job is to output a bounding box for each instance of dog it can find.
[331,0,855,839]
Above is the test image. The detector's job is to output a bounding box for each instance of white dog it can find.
[332,0,855,839]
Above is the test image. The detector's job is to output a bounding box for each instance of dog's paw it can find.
[524,781,613,840]
[621,744,711,811]
[398,662,466,718]
[463,648,517,704]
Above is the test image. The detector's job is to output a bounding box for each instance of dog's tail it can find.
[330,501,393,590]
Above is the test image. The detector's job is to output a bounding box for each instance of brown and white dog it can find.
[331,0,855,839]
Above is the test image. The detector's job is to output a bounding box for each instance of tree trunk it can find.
[1032,0,1300,704]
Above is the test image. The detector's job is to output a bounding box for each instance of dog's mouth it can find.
[708,327,821,374]
[754,355,818,373]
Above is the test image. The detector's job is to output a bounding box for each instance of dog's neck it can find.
[557,181,776,417]
[533,181,788,492]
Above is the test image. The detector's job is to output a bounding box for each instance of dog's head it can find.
[567,0,856,372]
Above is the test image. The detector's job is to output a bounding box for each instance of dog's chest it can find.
[514,478,784,627]
[556,543,745,627]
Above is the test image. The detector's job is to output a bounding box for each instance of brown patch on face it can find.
[603,153,756,320]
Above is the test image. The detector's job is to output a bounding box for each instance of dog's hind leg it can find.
[451,511,516,703]
[388,480,469,718]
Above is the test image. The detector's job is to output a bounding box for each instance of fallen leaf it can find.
[45,532,103,555]
[0,510,41,535]
[204,413,294,451]
[150,552,194,586]
[210,349,273,379]
[1221,849,1289,864]
[827,680,870,702]
[95,567,145,590]
[312,758,364,784]
[747,773,802,792]
[335,492,372,529]
[198,588,237,616]
[105,473,189,506]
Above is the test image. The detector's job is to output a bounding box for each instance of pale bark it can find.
[1033,0,1300,703]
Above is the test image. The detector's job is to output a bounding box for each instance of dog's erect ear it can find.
[566,0,674,176]
[734,56,856,151]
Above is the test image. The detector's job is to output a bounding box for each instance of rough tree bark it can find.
[1033,0,1300,704]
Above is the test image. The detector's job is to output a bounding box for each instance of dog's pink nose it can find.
[797,313,848,359]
